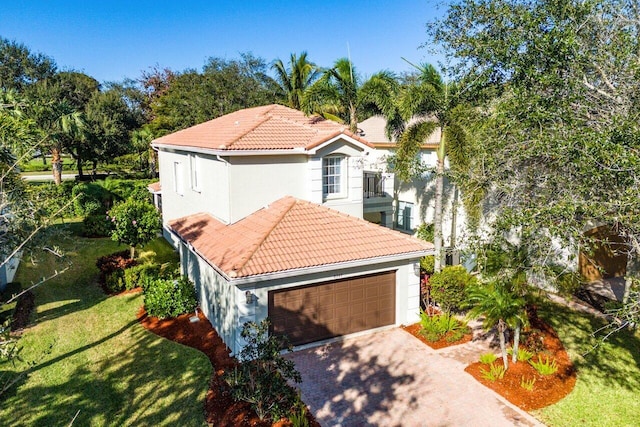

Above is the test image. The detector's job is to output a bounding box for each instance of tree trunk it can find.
[349,103,358,133]
[51,146,62,185]
[92,160,98,177]
[512,322,521,363]
[433,128,446,273]
[130,246,135,259]
[498,319,508,370]
[76,157,84,179]
[149,148,158,178]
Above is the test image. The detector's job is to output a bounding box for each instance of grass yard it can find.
[534,298,640,427]
[0,223,211,426]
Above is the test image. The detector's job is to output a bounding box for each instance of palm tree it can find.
[466,281,528,370]
[271,52,319,110]
[392,62,478,273]
[303,58,398,133]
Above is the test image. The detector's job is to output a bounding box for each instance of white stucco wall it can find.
[227,155,309,223]
[157,149,230,224]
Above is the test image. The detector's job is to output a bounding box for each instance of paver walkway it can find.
[286,327,545,427]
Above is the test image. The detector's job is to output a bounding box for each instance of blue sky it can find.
[1,0,446,84]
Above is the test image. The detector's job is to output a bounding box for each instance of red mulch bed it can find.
[464,307,577,410]
[137,307,319,427]
[402,322,473,349]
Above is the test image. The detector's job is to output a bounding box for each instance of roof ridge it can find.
[225,106,275,148]
[231,197,297,275]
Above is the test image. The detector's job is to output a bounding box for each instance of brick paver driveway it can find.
[286,328,545,427]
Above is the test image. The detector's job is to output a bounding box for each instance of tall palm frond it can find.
[271,52,319,110]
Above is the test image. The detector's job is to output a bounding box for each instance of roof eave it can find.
[228,249,434,285]
[151,142,307,156]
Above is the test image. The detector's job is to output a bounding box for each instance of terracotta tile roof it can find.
[147,181,161,193]
[169,196,433,278]
[152,104,373,151]
[358,115,440,147]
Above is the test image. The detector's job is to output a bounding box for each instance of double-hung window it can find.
[322,156,346,199]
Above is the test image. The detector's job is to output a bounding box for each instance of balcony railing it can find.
[363,172,386,198]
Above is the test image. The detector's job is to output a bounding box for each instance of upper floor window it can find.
[396,201,414,231]
[322,156,346,199]
[189,154,200,192]
[173,161,184,195]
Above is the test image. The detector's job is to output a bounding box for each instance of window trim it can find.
[396,200,414,231]
[173,161,184,196]
[189,154,201,192]
[322,155,347,200]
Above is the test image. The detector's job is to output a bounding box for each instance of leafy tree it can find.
[108,199,161,258]
[303,58,398,132]
[429,0,640,325]
[270,51,319,110]
[84,88,141,175]
[0,37,56,91]
[466,281,527,370]
[149,53,276,135]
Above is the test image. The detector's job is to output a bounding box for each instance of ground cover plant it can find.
[0,223,211,426]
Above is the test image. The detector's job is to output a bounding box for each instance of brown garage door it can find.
[268,271,396,346]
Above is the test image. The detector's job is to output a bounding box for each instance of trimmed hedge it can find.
[144,276,197,319]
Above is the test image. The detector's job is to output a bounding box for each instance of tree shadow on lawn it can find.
[538,299,640,392]
[2,311,210,426]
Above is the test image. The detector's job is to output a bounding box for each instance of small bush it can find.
[82,214,114,237]
[520,376,536,391]
[420,255,435,275]
[529,355,558,375]
[419,310,469,342]
[508,347,535,362]
[429,265,477,312]
[124,264,160,291]
[224,319,302,422]
[96,251,137,290]
[144,276,197,319]
[479,353,499,365]
[105,269,127,293]
[480,363,505,381]
[72,182,114,216]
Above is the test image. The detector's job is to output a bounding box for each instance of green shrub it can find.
[72,182,115,216]
[224,320,302,422]
[529,355,558,375]
[144,276,197,319]
[520,376,536,391]
[124,264,160,291]
[419,310,469,342]
[479,353,499,365]
[508,347,535,362]
[415,222,435,242]
[420,255,435,275]
[429,265,477,312]
[82,214,114,237]
[480,363,505,381]
[105,269,126,293]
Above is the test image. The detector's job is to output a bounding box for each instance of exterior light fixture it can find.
[245,290,254,304]
[414,262,421,276]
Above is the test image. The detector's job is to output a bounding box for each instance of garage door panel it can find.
[269,271,396,346]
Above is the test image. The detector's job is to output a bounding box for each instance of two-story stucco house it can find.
[151,104,433,354]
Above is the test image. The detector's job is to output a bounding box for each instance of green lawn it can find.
[534,298,640,426]
[0,225,211,426]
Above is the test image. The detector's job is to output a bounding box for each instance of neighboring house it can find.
[359,115,467,264]
[151,105,433,354]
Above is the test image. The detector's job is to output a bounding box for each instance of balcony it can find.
[363,172,386,198]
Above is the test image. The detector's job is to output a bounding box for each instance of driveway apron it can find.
[286,328,545,427]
